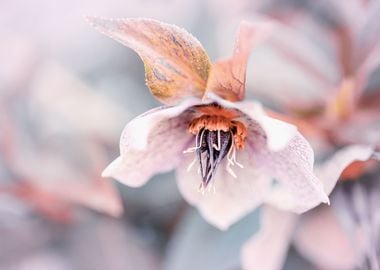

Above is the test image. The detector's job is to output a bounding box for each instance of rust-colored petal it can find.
[87,16,211,105]
[206,20,273,102]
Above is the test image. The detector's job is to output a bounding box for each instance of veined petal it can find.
[206,20,273,102]
[254,133,329,213]
[120,99,200,151]
[263,145,375,213]
[103,100,199,187]
[241,206,297,270]
[175,147,272,230]
[87,16,211,105]
[294,205,360,270]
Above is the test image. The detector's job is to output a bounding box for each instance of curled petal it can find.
[87,16,211,105]
[255,134,329,213]
[264,145,374,213]
[176,147,272,230]
[103,101,198,187]
[294,205,360,270]
[316,145,374,194]
[241,206,297,270]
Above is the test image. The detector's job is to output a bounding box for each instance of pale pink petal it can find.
[264,145,374,213]
[316,145,374,194]
[103,99,200,187]
[175,146,272,230]
[294,205,361,270]
[206,93,298,151]
[120,98,200,151]
[237,102,297,151]
[255,134,329,213]
[241,206,297,270]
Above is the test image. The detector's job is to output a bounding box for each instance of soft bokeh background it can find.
[1,0,379,269]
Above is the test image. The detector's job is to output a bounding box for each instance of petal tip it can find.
[85,16,121,35]
[101,157,122,178]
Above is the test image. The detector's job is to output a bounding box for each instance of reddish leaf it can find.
[206,20,273,101]
[87,17,211,105]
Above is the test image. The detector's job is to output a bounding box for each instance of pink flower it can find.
[87,17,329,230]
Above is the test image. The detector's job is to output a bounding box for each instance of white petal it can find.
[241,206,297,270]
[238,102,297,151]
[255,133,329,213]
[264,145,375,213]
[122,98,200,151]
[175,146,272,230]
[103,101,199,187]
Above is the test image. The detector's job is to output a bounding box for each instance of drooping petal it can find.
[87,16,211,105]
[175,146,272,230]
[206,20,273,102]
[293,205,361,270]
[241,206,297,270]
[263,145,375,213]
[254,133,329,213]
[103,100,200,187]
[316,145,374,194]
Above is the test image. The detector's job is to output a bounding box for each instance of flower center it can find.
[184,107,247,193]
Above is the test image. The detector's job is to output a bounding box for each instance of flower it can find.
[87,16,329,230]
[236,1,380,269]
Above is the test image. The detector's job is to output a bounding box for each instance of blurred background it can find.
[1,0,379,269]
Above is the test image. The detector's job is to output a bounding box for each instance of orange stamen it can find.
[188,105,247,149]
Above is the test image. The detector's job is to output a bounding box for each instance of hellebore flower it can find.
[88,16,328,230]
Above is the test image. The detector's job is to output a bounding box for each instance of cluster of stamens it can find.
[183,105,247,193]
